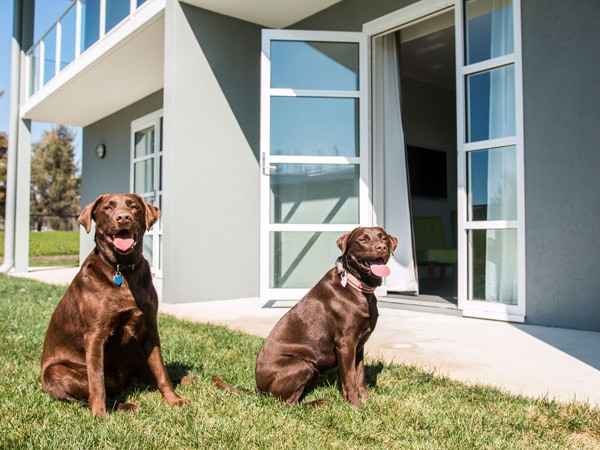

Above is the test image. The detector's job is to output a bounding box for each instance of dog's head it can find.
[78,194,160,259]
[337,227,398,286]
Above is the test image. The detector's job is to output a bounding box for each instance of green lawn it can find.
[0,231,79,267]
[0,275,599,449]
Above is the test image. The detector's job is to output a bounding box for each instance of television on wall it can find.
[406,145,448,199]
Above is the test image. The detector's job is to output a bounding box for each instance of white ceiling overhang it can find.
[180,0,341,28]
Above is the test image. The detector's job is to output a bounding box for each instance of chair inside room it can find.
[413,216,457,290]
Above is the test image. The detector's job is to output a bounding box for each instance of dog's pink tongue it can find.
[114,237,134,251]
[370,259,391,277]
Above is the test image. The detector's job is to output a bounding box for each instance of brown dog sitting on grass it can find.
[214,226,397,407]
[41,194,190,418]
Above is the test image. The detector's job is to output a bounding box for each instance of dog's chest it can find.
[112,306,147,345]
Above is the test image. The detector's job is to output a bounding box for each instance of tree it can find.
[30,125,81,230]
[0,132,7,222]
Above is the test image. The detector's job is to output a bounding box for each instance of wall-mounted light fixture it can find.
[95,144,106,159]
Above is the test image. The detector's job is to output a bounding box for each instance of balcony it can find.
[20,0,343,127]
[21,0,165,127]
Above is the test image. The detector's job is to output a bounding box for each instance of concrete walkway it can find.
[9,266,600,406]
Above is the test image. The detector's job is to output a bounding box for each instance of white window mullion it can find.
[55,21,62,77]
[99,0,107,38]
[75,0,82,57]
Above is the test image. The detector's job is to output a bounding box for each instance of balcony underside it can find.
[20,0,341,128]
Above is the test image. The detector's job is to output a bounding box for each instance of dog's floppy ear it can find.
[144,202,161,230]
[336,230,354,254]
[387,233,398,255]
[78,195,104,233]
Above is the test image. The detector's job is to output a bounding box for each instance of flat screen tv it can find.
[406,145,447,199]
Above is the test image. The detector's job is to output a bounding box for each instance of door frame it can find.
[259,29,370,301]
[130,109,163,277]
[365,0,526,322]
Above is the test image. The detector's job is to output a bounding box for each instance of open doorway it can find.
[375,10,458,308]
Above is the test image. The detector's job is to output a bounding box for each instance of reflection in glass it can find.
[467,65,515,142]
[106,0,129,33]
[271,97,358,157]
[465,0,513,65]
[270,231,345,288]
[135,127,154,158]
[470,229,517,304]
[271,41,358,90]
[143,235,153,262]
[468,146,516,221]
[60,7,77,70]
[43,28,57,84]
[270,164,358,225]
[83,0,100,51]
[134,160,153,193]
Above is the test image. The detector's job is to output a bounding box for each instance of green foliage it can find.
[30,125,81,231]
[0,274,599,449]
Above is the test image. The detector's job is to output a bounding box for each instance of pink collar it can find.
[335,257,377,294]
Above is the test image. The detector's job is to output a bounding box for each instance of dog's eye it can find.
[103,205,113,212]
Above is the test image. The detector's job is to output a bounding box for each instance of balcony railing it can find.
[26,0,148,98]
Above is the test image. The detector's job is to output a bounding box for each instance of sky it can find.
[0,0,81,164]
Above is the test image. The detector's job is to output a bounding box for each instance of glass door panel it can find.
[458,0,524,321]
[261,30,368,300]
[270,41,359,90]
[270,164,359,225]
[271,97,359,157]
[271,231,346,289]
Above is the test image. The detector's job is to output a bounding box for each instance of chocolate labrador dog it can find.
[214,226,397,407]
[41,194,189,418]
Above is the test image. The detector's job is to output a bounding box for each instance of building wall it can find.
[80,90,164,257]
[521,0,600,331]
[161,1,261,303]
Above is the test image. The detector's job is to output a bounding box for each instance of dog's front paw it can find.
[165,393,190,408]
[358,387,369,400]
[90,404,108,418]
[116,402,140,412]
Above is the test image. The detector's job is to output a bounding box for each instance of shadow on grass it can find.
[107,362,196,411]
[301,361,385,403]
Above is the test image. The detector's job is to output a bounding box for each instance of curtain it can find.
[485,0,517,304]
[381,33,419,294]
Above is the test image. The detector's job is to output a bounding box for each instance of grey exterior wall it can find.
[80,90,164,257]
[162,1,261,303]
[521,0,600,331]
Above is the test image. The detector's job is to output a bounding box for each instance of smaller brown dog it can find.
[214,226,397,407]
[41,194,189,417]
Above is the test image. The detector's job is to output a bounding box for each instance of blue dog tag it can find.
[114,273,123,286]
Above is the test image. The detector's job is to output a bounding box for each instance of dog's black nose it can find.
[116,212,132,223]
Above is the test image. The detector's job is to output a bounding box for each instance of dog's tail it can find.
[212,375,255,395]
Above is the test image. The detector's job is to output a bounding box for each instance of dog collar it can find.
[97,248,137,286]
[113,263,136,287]
[335,257,377,294]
